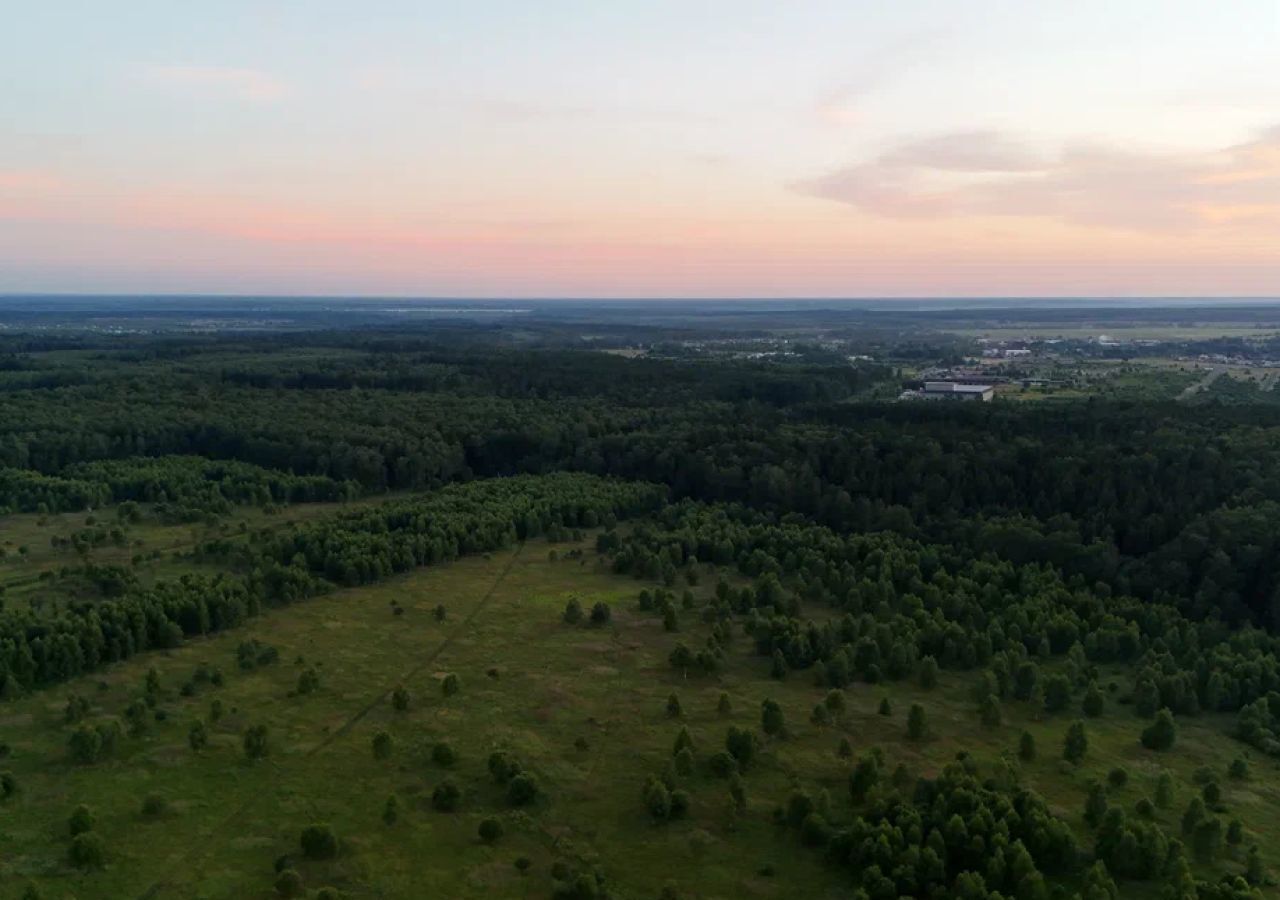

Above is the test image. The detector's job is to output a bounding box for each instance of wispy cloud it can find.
[138,65,290,102]
[813,28,950,127]
[796,126,1280,234]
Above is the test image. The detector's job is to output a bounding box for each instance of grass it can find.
[1,534,1277,898]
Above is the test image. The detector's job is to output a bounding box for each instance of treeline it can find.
[0,473,664,694]
[605,500,1280,720]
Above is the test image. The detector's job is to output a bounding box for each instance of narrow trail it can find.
[136,542,525,900]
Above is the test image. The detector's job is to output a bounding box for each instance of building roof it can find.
[923,381,993,393]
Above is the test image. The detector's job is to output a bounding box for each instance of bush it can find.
[432,742,457,767]
[68,832,106,869]
[708,750,737,777]
[300,823,338,860]
[141,794,167,817]
[1140,708,1177,751]
[1,771,16,799]
[507,773,538,807]
[371,730,393,760]
[432,779,461,812]
[589,602,611,626]
[243,724,269,759]
[68,803,95,837]
[188,720,208,751]
[274,868,304,898]
[441,673,460,697]
[562,598,584,624]
[488,751,521,784]
[906,703,928,740]
[1107,767,1129,789]
[1228,757,1249,780]
[391,685,410,711]
[479,817,504,843]
[1018,731,1037,762]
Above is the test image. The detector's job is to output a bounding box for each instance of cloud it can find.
[139,65,289,102]
[796,126,1280,234]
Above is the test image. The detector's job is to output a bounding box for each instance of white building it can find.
[921,381,994,402]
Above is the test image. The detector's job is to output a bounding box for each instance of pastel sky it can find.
[2,0,1279,298]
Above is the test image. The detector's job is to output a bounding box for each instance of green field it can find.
[3,524,1276,899]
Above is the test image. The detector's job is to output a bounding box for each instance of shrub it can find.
[1,771,16,799]
[243,724,269,759]
[432,742,456,767]
[708,750,737,777]
[666,693,682,718]
[589,602,611,625]
[68,804,96,837]
[488,751,521,784]
[479,817,504,843]
[432,779,461,812]
[441,674,460,697]
[1018,731,1037,762]
[68,832,106,869]
[562,598,583,624]
[1228,758,1249,780]
[300,823,338,860]
[371,730,393,760]
[1140,709,1177,751]
[507,773,538,807]
[906,703,928,740]
[1107,767,1129,789]
[274,868,304,898]
[141,794,167,817]
[188,720,208,751]
[392,685,410,711]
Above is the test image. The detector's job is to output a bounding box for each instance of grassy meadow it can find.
[2,524,1278,899]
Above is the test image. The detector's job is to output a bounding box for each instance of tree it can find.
[907,703,928,740]
[589,601,611,626]
[1018,730,1037,762]
[188,720,208,751]
[1192,817,1223,862]
[673,726,693,755]
[507,772,538,806]
[68,832,106,869]
[666,692,683,718]
[1063,720,1088,764]
[479,817,504,843]
[837,737,853,759]
[725,727,756,768]
[849,756,879,801]
[1140,708,1176,751]
[1043,674,1072,713]
[1228,757,1249,780]
[382,794,398,825]
[878,697,892,716]
[643,775,671,819]
[663,606,679,632]
[824,689,846,717]
[1081,861,1118,900]
[980,694,1002,728]
[1247,844,1266,886]
[563,598,584,624]
[0,771,15,800]
[391,685,410,711]
[432,779,461,812]
[372,730,393,760]
[68,724,102,764]
[770,649,787,680]
[244,724,269,760]
[68,804,95,837]
[275,869,304,898]
[761,699,786,738]
[919,655,939,689]
[717,692,732,715]
[1082,682,1105,717]
[1182,797,1206,836]
[432,742,456,766]
[300,823,338,860]
[441,673,460,697]
[1084,782,1109,828]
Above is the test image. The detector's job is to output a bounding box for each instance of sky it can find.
[1,1,1279,298]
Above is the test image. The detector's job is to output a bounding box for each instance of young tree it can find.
[919,655,939,690]
[666,692,683,718]
[1018,730,1037,762]
[1082,682,1105,718]
[244,724,269,760]
[907,703,928,740]
[371,730,393,760]
[980,695,1002,728]
[1084,782,1109,828]
[68,832,106,869]
[1043,674,1072,713]
[1063,720,1088,764]
[1140,708,1176,751]
[391,685,410,712]
[725,727,757,768]
[507,772,538,806]
[716,692,732,716]
[300,823,338,860]
[68,804,95,837]
[562,597,584,624]
[188,719,208,751]
[479,817,504,843]
[761,699,787,738]
[672,726,694,756]
[589,601,611,626]
[1155,772,1175,808]
[382,794,399,825]
[432,779,461,812]
[441,673,460,697]
[878,697,892,717]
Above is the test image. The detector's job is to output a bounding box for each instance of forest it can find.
[2,307,1280,899]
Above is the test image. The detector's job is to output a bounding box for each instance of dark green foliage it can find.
[919,655,938,689]
[760,698,786,738]
[391,685,410,711]
[300,823,338,860]
[188,720,208,751]
[1082,682,1105,717]
[371,730,393,760]
[1063,720,1088,764]
[488,751,521,784]
[431,779,461,812]
[725,727,757,768]
[431,742,456,767]
[1018,730,1036,762]
[716,692,732,715]
[878,697,892,716]
[1141,708,1177,751]
[382,795,398,825]
[275,869,304,897]
[1085,782,1109,828]
[979,694,1001,728]
[243,724,269,759]
[507,773,538,806]
[68,803,95,837]
[0,771,15,799]
[141,794,167,817]
[906,703,927,740]
[1107,767,1128,789]
[68,832,106,869]
[589,601,611,626]
[666,692,682,718]
[441,673,460,697]
[1155,772,1175,808]
[1228,757,1249,779]
[562,598,583,624]
[478,817,504,843]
